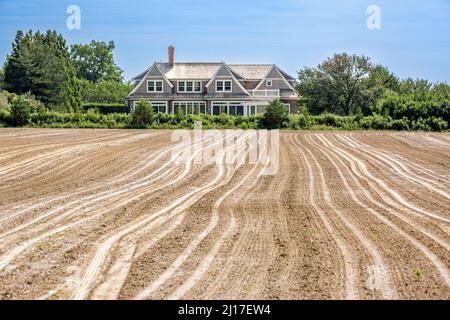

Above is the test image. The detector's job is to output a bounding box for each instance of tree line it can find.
[295,53,449,131]
[1,30,131,110]
[0,29,449,131]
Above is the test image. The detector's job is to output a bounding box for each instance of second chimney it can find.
[168,46,175,67]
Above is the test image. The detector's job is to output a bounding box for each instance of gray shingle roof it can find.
[227,64,273,80]
[133,62,294,81]
[158,62,222,79]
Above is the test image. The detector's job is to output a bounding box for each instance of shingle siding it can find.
[131,76,172,96]
[205,78,249,95]
[257,79,292,90]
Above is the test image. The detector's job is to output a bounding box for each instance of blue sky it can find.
[0,0,449,82]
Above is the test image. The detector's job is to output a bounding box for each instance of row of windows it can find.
[133,101,168,113]
[173,102,207,115]
[178,81,202,93]
[146,79,278,93]
[146,80,234,93]
[132,101,289,116]
[211,102,245,116]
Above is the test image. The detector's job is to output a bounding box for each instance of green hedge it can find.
[81,103,129,114]
[286,113,448,131]
[10,110,448,131]
[27,112,262,130]
[30,111,132,128]
[376,95,450,123]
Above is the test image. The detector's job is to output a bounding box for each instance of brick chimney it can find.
[168,46,175,67]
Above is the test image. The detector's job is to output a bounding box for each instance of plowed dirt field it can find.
[0,128,449,299]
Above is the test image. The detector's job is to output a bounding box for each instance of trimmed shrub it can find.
[390,117,410,131]
[0,91,9,109]
[263,98,288,129]
[297,114,309,129]
[0,108,11,125]
[10,96,31,126]
[20,92,45,113]
[131,100,154,127]
[320,113,339,127]
[360,114,392,130]
[426,117,448,131]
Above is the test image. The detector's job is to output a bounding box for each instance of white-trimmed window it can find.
[247,104,257,116]
[211,101,244,116]
[177,80,202,93]
[283,103,291,114]
[150,101,168,113]
[147,80,163,92]
[229,102,244,116]
[216,80,232,92]
[266,80,272,87]
[133,101,168,113]
[194,81,201,92]
[173,101,207,115]
[186,81,193,92]
[211,102,227,116]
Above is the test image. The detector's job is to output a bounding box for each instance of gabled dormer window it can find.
[147,80,163,92]
[216,80,232,92]
[194,81,201,92]
[178,81,185,92]
[266,80,272,87]
[177,80,202,93]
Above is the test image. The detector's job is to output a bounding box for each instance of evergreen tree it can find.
[3,29,81,112]
[0,68,5,90]
[10,96,31,126]
[263,98,288,129]
[132,100,154,127]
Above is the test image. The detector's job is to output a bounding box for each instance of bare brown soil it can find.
[0,128,449,300]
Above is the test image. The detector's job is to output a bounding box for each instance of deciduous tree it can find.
[71,40,123,83]
[296,53,389,115]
